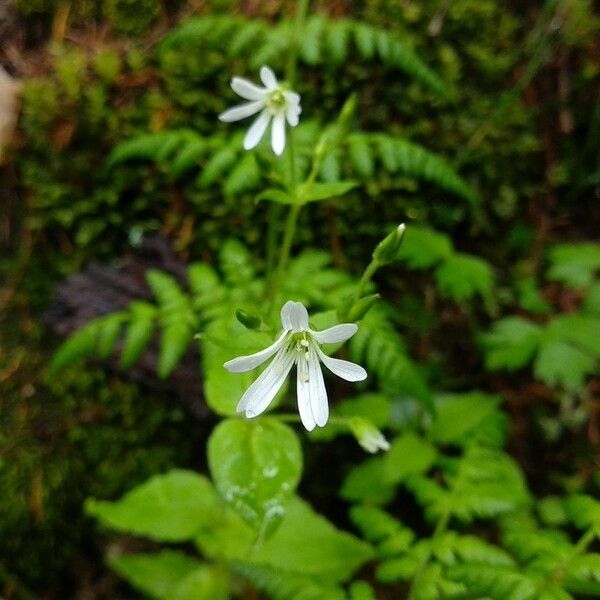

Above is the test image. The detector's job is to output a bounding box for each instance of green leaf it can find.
[348,137,374,178]
[547,243,600,289]
[482,317,542,371]
[108,551,206,600]
[120,302,156,368]
[158,322,194,379]
[97,313,126,359]
[396,226,452,269]
[583,282,600,315]
[197,148,238,188]
[256,188,295,205]
[429,393,502,445]
[49,319,102,374]
[383,433,437,486]
[341,456,395,505]
[534,340,596,391]
[171,138,207,179]
[349,505,413,544]
[86,470,219,542]
[349,580,377,600]
[251,497,373,581]
[546,314,600,358]
[435,253,494,302]
[208,418,302,537]
[196,497,373,582]
[232,563,346,600]
[171,565,230,600]
[563,494,600,530]
[202,318,274,416]
[224,153,261,196]
[300,15,326,65]
[299,180,358,203]
[326,20,350,64]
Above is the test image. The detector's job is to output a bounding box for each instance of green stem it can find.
[550,525,598,585]
[355,259,379,302]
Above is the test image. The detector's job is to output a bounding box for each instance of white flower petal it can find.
[316,346,367,382]
[244,110,271,150]
[296,352,316,431]
[280,301,309,332]
[271,112,286,155]
[286,104,300,127]
[237,348,295,416]
[218,100,265,122]
[284,90,301,105]
[231,77,267,101]
[224,331,290,373]
[260,65,278,90]
[310,323,358,344]
[308,348,328,427]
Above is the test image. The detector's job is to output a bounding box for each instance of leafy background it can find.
[1,0,600,598]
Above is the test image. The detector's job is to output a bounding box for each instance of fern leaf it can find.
[300,15,327,65]
[372,135,477,205]
[349,505,410,543]
[171,138,207,179]
[96,312,126,359]
[49,318,103,374]
[348,135,375,178]
[223,153,262,197]
[349,305,432,410]
[326,20,351,64]
[228,21,267,57]
[119,301,157,368]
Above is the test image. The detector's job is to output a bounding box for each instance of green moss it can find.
[103,0,160,35]
[0,321,205,593]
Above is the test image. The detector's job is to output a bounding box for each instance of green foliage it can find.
[160,15,452,99]
[483,314,600,391]
[108,551,229,600]
[86,470,219,541]
[232,563,346,600]
[547,243,600,289]
[396,225,495,303]
[349,304,432,409]
[340,134,478,207]
[207,418,302,536]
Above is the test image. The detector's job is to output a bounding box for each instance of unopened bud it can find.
[349,417,391,454]
[235,309,262,330]
[372,223,406,265]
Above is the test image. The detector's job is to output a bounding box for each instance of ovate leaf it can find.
[108,551,206,600]
[208,418,302,538]
[299,180,358,203]
[86,470,219,541]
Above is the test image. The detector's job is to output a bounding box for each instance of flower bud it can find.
[347,293,380,322]
[235,309,262,330]
[349,417,391,454]
[372,223,406,265]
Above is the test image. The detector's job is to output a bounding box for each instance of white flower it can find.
[224,301,367,431]
[218,66,301,156]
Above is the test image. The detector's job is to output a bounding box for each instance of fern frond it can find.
[343,134,478,206]
[158,16,452,99]
[349,304,432,410]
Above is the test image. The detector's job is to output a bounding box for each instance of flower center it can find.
[266,89,286,112]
